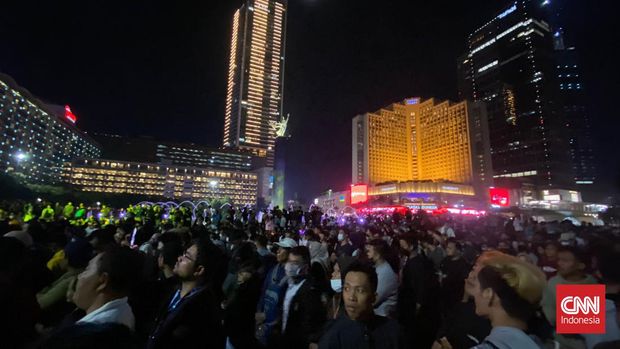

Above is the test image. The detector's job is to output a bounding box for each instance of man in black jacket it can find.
[397,233,440,349]
[279,246,326,349]
[147,239,225,349]
[319,261,403,349]
[438,239,471,317]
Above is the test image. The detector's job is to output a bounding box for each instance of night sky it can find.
[1,0,618,203]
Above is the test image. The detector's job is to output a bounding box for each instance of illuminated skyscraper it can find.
[457,0,591,188]
[544,1,596,186]
[352,98,492,197]
[223,0,287,168]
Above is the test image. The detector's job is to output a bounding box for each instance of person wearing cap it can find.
[255,237,297,347]
[4,229,33,248]
[36,238,93,322]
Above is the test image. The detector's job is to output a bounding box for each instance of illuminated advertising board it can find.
[489,187,510,207]
[350,184,368,205]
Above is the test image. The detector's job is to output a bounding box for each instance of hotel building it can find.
[92,133,260,172]
[352,97,492,197]
[0,73,101,184]
[64,159,258,206]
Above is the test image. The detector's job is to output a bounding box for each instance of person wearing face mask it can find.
[279,246,326,349]
[328,256,355,319]
[255,237,297,347]
[318,261,403,349]
[332,230,355,263]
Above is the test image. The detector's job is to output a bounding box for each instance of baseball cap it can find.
[275,237,298,248]
[4,230,33,248]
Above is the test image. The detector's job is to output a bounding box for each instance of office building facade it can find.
[458,0,590,188]
[64,159,258,205]
[554,49,595,185]
[352,97,492,197]
[223,0,287,167]
[93,133,260,172]
[0,73,101,184]
[544,1,595,185]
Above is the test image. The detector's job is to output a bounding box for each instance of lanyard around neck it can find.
[167,287,201,312]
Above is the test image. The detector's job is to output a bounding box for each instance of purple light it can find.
[119,212,126,218]
[97,213,103,219]
[359,218,365,224]
[163,214,169,220]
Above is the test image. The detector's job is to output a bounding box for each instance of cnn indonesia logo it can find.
[556,284,606,334]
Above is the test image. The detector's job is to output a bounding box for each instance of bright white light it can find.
[36,198,42,202]
[478,60,498,73]
[209,180,218,187]
[14,152,27,161]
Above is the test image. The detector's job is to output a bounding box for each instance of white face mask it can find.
[337,233,345,242]
[285,262,303,278]
[330,278,342,293]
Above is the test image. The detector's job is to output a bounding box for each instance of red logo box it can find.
[556,284,606,334]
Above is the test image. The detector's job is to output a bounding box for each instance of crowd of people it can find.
[1,199,619,349]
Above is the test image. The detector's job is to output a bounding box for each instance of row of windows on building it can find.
[78,161,256,180]
[1,79,101,184]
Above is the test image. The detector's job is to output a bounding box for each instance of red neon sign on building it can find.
[64,105,77,124]
[350,184,368,205]
[489,187,510,207]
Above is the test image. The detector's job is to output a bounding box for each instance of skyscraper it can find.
[352,97,492,197]
[458,0,593,188]
[544,1,596,186]
[223,0,287,168]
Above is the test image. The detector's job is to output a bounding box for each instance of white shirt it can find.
[77,297,135,330]
[282,279,306,332]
